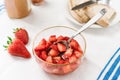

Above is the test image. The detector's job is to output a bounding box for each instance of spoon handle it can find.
[71,8,107,39]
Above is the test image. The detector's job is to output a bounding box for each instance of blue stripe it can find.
[103,55,120,80]
[0,4,4,7]
[0,4,5,13]
[0,7,5,11]
[112,66,120,80]
[97,47,120,80]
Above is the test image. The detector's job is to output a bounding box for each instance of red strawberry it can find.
[69,39,79,50]
[74,50,83,58]
[4,37,31,58]
[63,36,69,41]
[50,44,58,51]
[57,43,66,52]
[46,56,53,63]
[62,48,73,59]
[34,38,46,51]
[14,28,29,45]
[57,35,64,41]
[49,35,57,42]
[53,56,61,63]
[57,59,64,64]
[77,47,83,53]
[41,51,48,60]
[62,65,72,74]
[69,55,77,63]
[45,41,51,49]
[48,49,59,57]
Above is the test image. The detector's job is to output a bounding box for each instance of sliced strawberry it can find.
[45,41,51,49]
[41,50,48,60]
[57,59,64,64]
[74,50,83,58]
[77,47,83,53]
[62,48,73,59]
[63,36,69,41]
[14,28,29,45]
[57,35,64,41]
[63,59,69,64]
[62,65,72,74]
[49,35,57,43]
[34,38,46,51]
[46,56,53,63]
[35,50,41,57]
[48,49,59,57]
[50,44,58,51]
[69,39,79,50]
[53,56,61,63]
[69,55,77,63]
[7,38,31,58]
[52,68,60,74]
[57,43,66,52]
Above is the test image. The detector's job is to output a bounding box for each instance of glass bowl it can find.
[32,26,86,75]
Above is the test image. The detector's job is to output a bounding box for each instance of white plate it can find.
[66,0,120,28]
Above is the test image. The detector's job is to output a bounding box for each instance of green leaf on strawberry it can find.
[4,37,31,58]
[3,36,12,49]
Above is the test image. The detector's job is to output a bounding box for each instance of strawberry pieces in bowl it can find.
[32,26,86,75]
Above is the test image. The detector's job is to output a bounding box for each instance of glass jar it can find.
[5,0,31,19]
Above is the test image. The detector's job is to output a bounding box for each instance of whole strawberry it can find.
[4,37,31,58]
[14,28,29,45]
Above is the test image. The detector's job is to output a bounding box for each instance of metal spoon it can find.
[60,8,107,49]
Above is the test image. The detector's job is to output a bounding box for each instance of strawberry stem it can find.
[3,45,8,48]
[13,28,21,33]
[3,36,12,49]
[8,36,12,42]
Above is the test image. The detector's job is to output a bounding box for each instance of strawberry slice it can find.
[48,49,59,57]
[50,44,58,51]
[77,47,83,53]
[57,59,64,64]
[4,37,31,58]
[69,39,79,50]
[63,36,69,41]
[14,28,29,45]
[34,38,46,51]
[57,43,66,52]
[57,35,64,41]
[62,65,72,74]
[45,41,51,49]
[46,56,53,63]
[41,50,48,60]
[69,55,77,63]
[62,48,73,59]
[74,50,83,58]
[49,35,57,43]
[53,56,61,63]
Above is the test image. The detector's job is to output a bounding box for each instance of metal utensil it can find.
[59,8,106,48]
[72,0,96,10]
[72,0,110,10]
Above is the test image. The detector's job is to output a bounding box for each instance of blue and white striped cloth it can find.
[97,47,120,80]
[0,0,5,14]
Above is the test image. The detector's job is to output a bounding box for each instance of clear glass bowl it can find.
[32,26,86,75]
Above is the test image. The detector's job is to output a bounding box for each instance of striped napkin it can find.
[97,47,120,80]
[0,0,5,14]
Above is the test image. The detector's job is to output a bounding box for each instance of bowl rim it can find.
[32,26,87,66]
